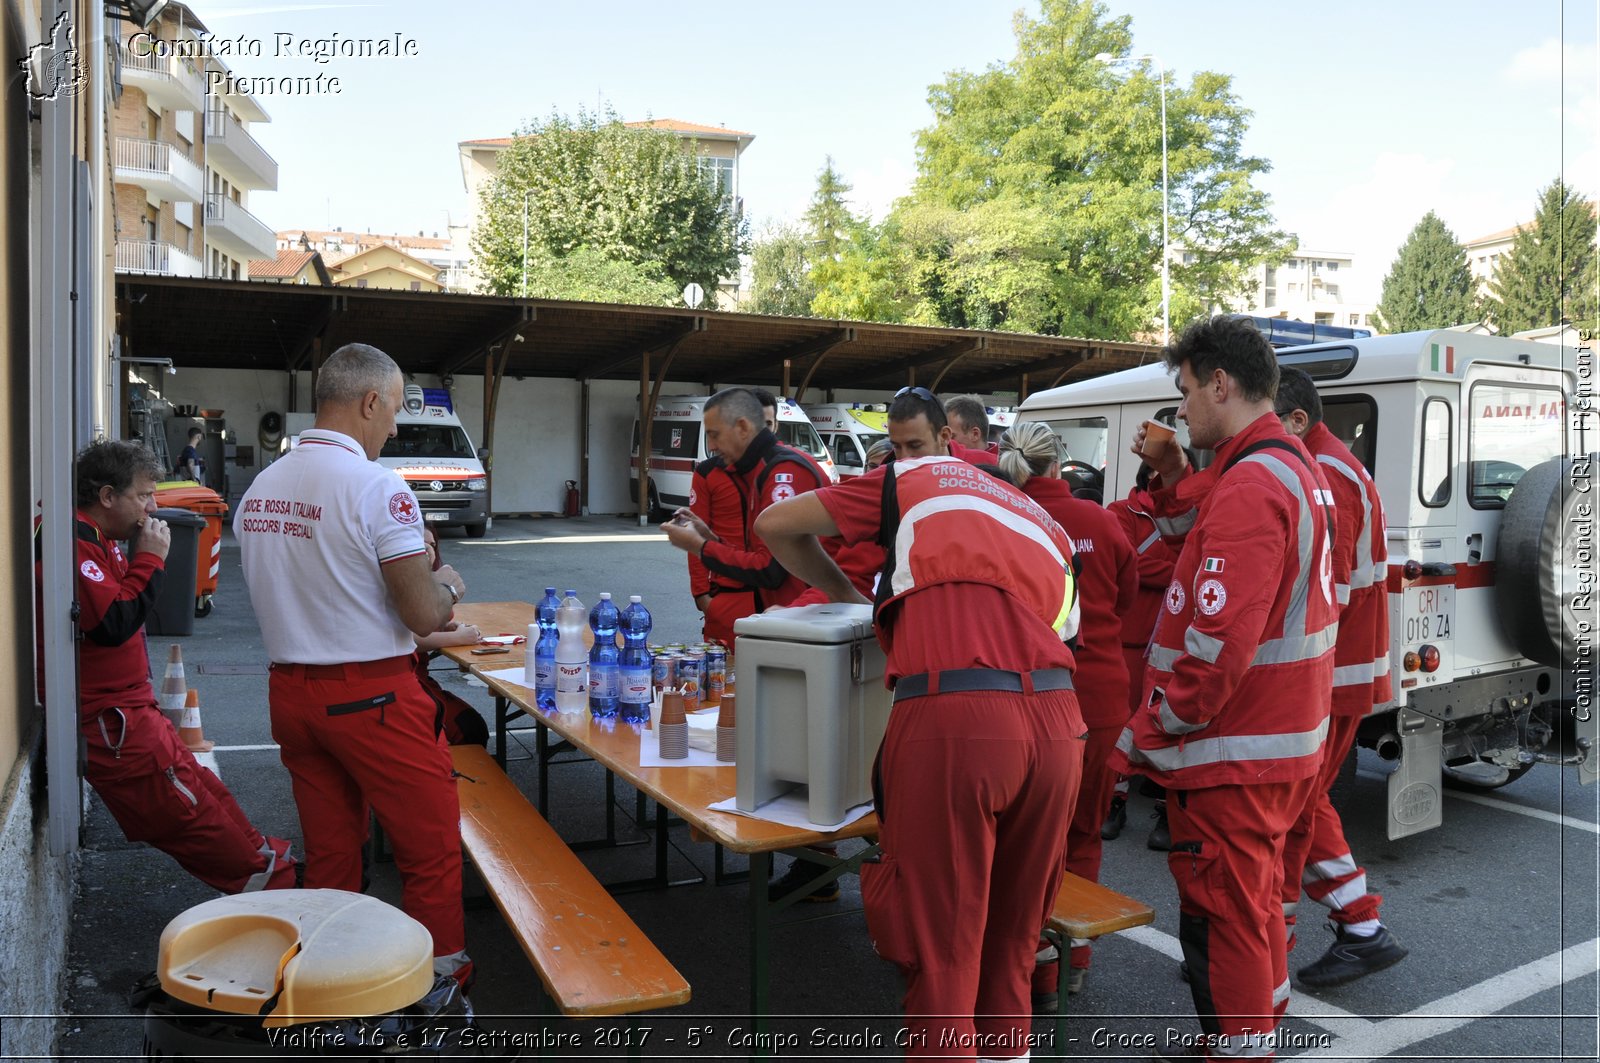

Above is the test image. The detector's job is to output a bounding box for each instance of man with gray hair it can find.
[944,394,998,457]
[237,343,475,991]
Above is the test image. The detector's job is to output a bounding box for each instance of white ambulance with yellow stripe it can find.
[1019,328,1596,837]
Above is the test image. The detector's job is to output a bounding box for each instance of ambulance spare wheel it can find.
[1495,453,1599,669]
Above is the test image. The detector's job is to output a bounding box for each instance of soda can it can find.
[651,652,676,695]
[677,654,702,712]
[705,648,727,705]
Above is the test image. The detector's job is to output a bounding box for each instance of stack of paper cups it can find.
[716,692,737,763]
[159,645,187,729]
[658,690,688,759]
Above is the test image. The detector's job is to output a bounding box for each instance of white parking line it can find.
[1356,768,1600,833]
[1308,938,1600,1060]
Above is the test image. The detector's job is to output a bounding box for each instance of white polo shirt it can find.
[236,428,427,664]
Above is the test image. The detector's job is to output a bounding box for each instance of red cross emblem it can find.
[1198,578,1227,616]
[80,559,105,583]
[1165,580,1185,614]
[389,492,419,524]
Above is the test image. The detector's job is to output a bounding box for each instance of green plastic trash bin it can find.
[146,508,204,637]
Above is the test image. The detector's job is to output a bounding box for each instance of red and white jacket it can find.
[877,456,1080,644]
[687,456,749,600]
[1305,421,1393,717]
[1111,414,1337,789]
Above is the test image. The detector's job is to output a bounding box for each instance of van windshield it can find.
[381,424,476,461]
[777,421,831,463]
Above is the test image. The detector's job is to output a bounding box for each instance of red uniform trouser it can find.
[83,703,296,893]
[269,660,465,959]
[1110,648,1148,802]
[701,588,757,646]
[862,689,1082,1062]
[1167,778,1316,1060]
[1279,714,1380,939]
[1063,720,1122,970]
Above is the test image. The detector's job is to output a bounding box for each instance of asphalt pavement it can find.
[57,515,1599,1061]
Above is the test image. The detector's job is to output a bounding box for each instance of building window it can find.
[409,280,421,291]
[1324,261,1338,271]
[355,278,367,288]
[1348,314,1360,326]
[1314,312,1333,324]
[697,155,735,202]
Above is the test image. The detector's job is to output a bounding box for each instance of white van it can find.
[986,406,1017,445]
[804,403,889,478]
[285,386,490,536]
[1019,329,1596,838]
[630,395,837,515]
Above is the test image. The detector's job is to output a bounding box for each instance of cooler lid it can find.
[157,888,434,1026]
[733,602,875,644]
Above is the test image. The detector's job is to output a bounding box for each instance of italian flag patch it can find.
[1203,557,1225,573]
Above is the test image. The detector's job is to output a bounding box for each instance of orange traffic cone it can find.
[179,688,214,753]
[159,645,187,730]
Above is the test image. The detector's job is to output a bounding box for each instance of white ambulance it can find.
[630,395,837,517]
[1019,329,1596,838]
[283,385,490,536]
[804,403,890,478]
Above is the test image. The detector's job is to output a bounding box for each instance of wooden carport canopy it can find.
[114,275,1160,522]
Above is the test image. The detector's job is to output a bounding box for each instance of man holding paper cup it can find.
[1110,315,1337,1062]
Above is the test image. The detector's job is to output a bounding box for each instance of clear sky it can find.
[211,0,1597,304]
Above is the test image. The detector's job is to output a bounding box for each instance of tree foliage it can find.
[1487,178,1598,335]
[471,108,746,302]
[1374,211,1479,332]
[519,246,680,305]
[746,223,816,316]
[847,0,1291,339]
[803,157,857,263]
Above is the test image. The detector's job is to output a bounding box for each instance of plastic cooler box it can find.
[733,602,891,824]
[155,480,229,618]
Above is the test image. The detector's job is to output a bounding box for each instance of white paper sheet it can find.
[478,635,523,645]
[481,666,533,690]
[708,791,873,833]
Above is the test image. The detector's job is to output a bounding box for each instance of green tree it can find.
[471,108,746,302]
[520,246,679,305]
[1374,211,1479,332]
[811,219,914,322]
[1487,179,1599,335]
[746,223,817,316]
[803,157,858,264]
[883,0,1289,338]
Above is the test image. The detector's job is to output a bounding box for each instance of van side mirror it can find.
[477,448,489,462]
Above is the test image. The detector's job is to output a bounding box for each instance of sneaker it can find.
[1030,944,1060,1012]
[1101,795,1128,840]
[767,859,840,903]
[1147,801,1172,852]
[1297,923,1408,988]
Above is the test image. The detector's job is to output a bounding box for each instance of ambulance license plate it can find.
[1403,585,1453,642]
[424,511,449,522]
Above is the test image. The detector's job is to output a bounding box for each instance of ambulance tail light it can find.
[1403,651,1421,673]
[1419,645,1441,673]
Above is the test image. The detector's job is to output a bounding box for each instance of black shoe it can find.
[1147,801,1171,851]
[1178,960,1189,983]
[767,859,840,903]
[1138,776,1166,799]
[1297,923,1408,988]
[1101,795,1128,840]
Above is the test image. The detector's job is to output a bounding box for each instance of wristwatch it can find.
[441,581,461,605]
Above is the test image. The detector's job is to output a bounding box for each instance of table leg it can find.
[749,849,772,1029]
[494,693,509,768]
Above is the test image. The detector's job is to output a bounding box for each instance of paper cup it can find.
[1141,419,1177,456]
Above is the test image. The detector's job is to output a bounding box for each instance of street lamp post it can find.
[1096,52,1169,345]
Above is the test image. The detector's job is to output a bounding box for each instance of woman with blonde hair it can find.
[998,420,1137,1007]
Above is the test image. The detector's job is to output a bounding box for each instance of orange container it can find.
[155,481,229,618]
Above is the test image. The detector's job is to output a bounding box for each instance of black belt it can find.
[705,585,755,599]
[893,667,1074,702]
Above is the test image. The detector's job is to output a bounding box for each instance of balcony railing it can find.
[118,43,204,111]
[114,137,204,203]
[203,107,278,190]
[205,193,276,260]
[116,239,204,277]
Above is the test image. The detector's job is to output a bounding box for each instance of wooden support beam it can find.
[636,348,651,525]
[481,342,512,521]
[928,337,987,392]
[792,327,856,404]
[287,296,343,372]
[436,307,534,379]
[713,328,854,384]
[586,317,704,380]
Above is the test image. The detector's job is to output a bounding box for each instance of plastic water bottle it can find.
[618,595,654,724]
[588,592,621,719]
[554,589,588,714]
[532,587,560,713]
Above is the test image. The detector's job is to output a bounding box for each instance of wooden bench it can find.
[451,744,691,1022]
[1043,872,1155,1042]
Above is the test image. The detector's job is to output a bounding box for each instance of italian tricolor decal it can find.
[1430,343,1455,373]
